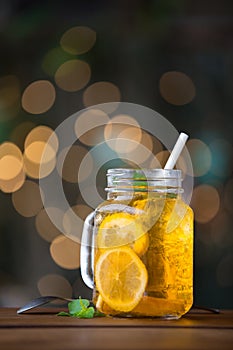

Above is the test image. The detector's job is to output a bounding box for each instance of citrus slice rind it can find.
[96,212,149,256]
[95,247,148,312]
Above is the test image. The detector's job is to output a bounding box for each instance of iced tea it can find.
[93,194,193,319]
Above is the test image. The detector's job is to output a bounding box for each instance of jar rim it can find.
[107,168,182,179]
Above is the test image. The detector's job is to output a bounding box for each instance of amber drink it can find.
[91,169,193,319]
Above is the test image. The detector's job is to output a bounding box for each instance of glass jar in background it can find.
[81,168,193,319]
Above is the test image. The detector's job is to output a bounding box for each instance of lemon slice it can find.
[96,212,149,256]
[95,247,148,312]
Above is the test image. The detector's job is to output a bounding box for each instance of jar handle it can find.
[80,211,95,289]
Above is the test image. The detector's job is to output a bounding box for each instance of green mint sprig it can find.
[57,297,104,318]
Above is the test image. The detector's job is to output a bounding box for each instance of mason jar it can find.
[81,168,193,319]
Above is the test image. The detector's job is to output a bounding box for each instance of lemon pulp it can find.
[95,246,148,312]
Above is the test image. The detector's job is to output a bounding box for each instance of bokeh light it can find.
[120,130,154,166]
[104,114,141,153]
[152,136,164,155]
[35,207,64,242]
[216,254,233,287]
[63,204,93,236]
[186,139,212,177]
[150,150,170,168]
[21,80,56,114]
[78,184,105,209]
[83,81,121,109]
[10,121,36,149]
[57,145,93,183]
[115,126,142,154]
[23,126,58,179]
[24,125,59,151]
[55,59,91,92]
[159,71,196,105]
[42,47,74,76]
[74,108,110,146]
[37,274,72,298]
[209,139,233,178]
[191,184,220,223]
[60,26,96,55]
[0,155,23,180]
[50,235,80,269]
[70,204,93,221]
[0,75,20,121]
[0,142,23,160]
[0,168,25,193]
[174,154,188,179]
[12,180,43,217]
[0,142,23,179]
[24,141,57,179]
[0,142,25,193]
[131,133,164,168]
[24,141,56,164]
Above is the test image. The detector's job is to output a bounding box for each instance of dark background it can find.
[0,0,233,308]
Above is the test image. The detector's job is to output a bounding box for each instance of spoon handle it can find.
[17,296,73,314]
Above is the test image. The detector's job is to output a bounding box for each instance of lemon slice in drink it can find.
[97,212,149,256]
[95,247,148,312]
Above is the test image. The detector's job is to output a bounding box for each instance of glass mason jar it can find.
[81,168,193,319]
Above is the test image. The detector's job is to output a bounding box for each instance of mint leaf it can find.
[74,306,95,319]
[68,298,90,315]
[57,297,104,319]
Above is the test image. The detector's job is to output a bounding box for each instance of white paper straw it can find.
[164,132,189,170]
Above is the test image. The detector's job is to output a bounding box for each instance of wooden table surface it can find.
[0,307,233,350]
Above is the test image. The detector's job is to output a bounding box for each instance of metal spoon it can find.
[17,296,74,314]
